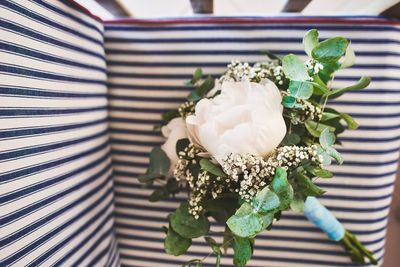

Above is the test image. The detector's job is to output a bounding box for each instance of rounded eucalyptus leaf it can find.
[148,147,170,176]
[232,237,252,267]
[303,29,319,57]
[311,37,348,63]
[319,128,335,148]
[288,80,313,100]
[170,202,210,239]
[270,168,294,210]
[227,202,263,238]
[282,54,310,81]
[164,227,192,256]
[253,186,280,214]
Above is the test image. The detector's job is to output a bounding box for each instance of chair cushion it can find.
[0,1,119,266]
[105,18,400,266]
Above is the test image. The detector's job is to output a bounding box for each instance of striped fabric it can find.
[105,19,400,267]
[0,1,119,266]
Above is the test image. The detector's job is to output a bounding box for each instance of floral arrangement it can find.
[138,30,378,266]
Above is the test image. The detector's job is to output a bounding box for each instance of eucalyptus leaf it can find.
[196,76,215,97]
[149,189,167,202]
[321,112,340,121]
[200,158,228,178]
[319,128,335,148]
[252,186,280,214]
[227,202,263,238]
[282,54,310,81]
[288,80,313,99]
[270,168,294,210]
[188,90,202,102]
[162,110,180,125]
[182,259,202,267]
[317,147,332,165]
[148,147,170,176]
[204,197,238,223]
[137,173,164,183]
[196,262,203,267]
[232,237,252,267]
[164,227,192,256]
[340,42,355,69]
[282,95,296,108]
[290,194,305,212]
[311,37,348,63]
[260,211,275,229]
[170,202,210,238]
[191,68,203,84]
[303,29,319,57]
[328,76,371,97]
[281,133,301,146]
[340,113,359,130]
[261,50,282,62]
[310,74,329,95]
[204,236,221,254]
[296,173,326,196]
[305,120,335,137]
[313,168,333,178]
[326,147,344,165]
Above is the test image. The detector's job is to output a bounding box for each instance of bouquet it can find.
[138,29,378,266]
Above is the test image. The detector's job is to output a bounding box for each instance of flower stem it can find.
[339,230,378,265]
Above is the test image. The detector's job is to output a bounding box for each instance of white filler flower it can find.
[186,79,286,164]
[161,117,187,173]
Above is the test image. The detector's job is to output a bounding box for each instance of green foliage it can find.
[252,187,280,214]
[311,37,348,63]
[149,189,167,202]
[204,236,221,267]
[288,81,313,99]
[200,158,228,178]
[340,113,359,130]
[176,138,190,156]
[187,90,202,102]
[340,42,355,69]
[227,202,263,238]
[282,95,296,108]
[182,259,202,267]
[329,76,370,97]
[290,194,305,212]
[204,197,238,223]
[196,76,215,97]
[137,173,164,183]
[319,128,335,148]
[270,168,294,210]
[305,120,335,137]
[303,29,319,57]
[164,226,192,256]
[233,237,252,267]
[313,168,333,178]
[281,133,301,146]
[161,110,180,126]
[170,202,210,239]
[148,147,170,176]
[282,54,310,81]
[295,173,326,196]
[191,68,203,84]
[261,50,282,62]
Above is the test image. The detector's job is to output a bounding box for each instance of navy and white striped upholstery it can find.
[0,1,119,266]
[105,19,400,266]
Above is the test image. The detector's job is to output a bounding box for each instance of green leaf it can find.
[270,168,294,210]
[232,237,252,267]
[196,262,203,267]
[290,194,305,212]
[166,179,180,195]
[137,173,164,183]
[310,74,329,95]
[288,80,313,99]
[340,42,355,69]
[191,68,203,84]
[170,202,210,238]
[164,227,192,256]
[199,158,228,178]
[182,259,202,267]
[203,197,238,223]
[281,133,301,146]
[296,173,326,196]
[317,147,332,165]
[305,120,335,137]
[227,202,263,238]
[148,147,170,176]
[311,37,348,63]
[328,76,371,97]
[282,54,310,81]
[319,128,335,148]
[282,95,296,108]
[187,90,202,102]
[204,236,221,254]
[196,76,215,97]
[261,50,282,62]
[223,227,233,255]
[326,147,344,165]
[260,211,275,230]
[321,112,340,121]
[303,29,319,57]
[313,168,333,178]
[318,62,341,83]
[176,138,190,156]
[253,187,280,214]
[340,113,359,130]
[161,110,180,126]
[149,189,167,202]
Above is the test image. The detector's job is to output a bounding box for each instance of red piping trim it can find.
[65,0,399,26]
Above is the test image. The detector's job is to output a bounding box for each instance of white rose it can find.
[186,79,286,164]
[161,117,187,173]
